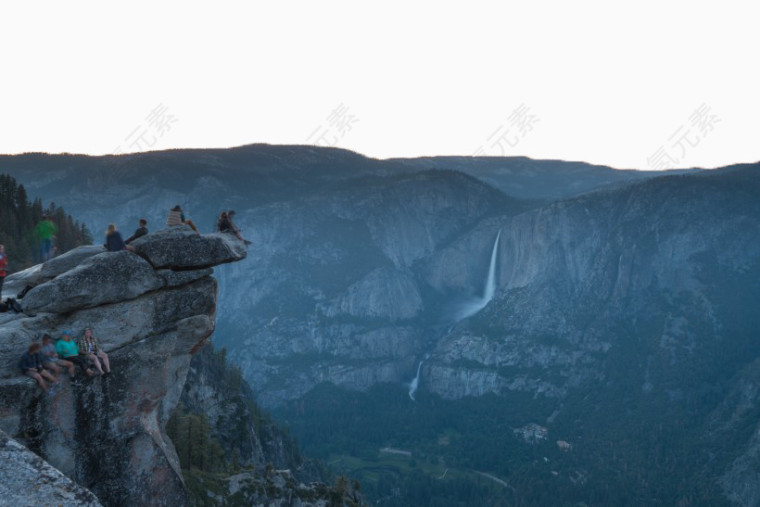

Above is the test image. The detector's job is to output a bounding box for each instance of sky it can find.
[1,1,757,170]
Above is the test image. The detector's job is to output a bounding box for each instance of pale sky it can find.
[1,1,757,170]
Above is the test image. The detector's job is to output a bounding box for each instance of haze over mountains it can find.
[2,145,758,504]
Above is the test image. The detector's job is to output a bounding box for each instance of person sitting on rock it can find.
[125,218,149,245]
[56,330,94,379]
[167,205,199,234]
[19,342,58,393]
[217,211,232,233]
[220,210,251,244]
[40,334,74,377]
[78,327,111,376]
[104,224,126,252]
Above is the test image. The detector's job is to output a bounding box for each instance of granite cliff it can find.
[0,428,101,506]
[0,226,246,505]
[423,167,760,401]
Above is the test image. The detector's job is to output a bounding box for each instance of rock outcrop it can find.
[2,245,105,299]
[324,267,423,321]
[0,227,246,505]
[130,226,248,269]
[0,428,101,506]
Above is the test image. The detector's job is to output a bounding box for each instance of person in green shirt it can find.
[56,330,94,379]
[34,215,58,262]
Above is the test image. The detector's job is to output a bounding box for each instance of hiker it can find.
[104,223,126,252]
[41,334,75,377]
[0,244,7,297]
[78,328,110,376]
[55,330,94,379]
[125,218,148,245]
[167,205,199,233]
[34,215,57,262]
[19,343,58,393]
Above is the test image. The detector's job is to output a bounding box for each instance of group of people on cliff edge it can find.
[13,204,250,395]
[103,218,149,252]
[19,328,112,394]
[102,204,249,254]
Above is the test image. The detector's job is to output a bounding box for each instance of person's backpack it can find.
[17,285,32,299]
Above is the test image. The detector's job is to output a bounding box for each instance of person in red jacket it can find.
[0,244,8,297]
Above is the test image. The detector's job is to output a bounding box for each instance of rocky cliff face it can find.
[211,169,517,405]
[0,428,101,506]
[0,226,246,505]
[422,168,760,401]
[177,344,363,506]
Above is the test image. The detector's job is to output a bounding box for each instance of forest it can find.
[0,173,92,272]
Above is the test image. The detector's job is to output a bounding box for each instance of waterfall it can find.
[483,229,501,302]
[408,355,429,401]
[456,230,501,320]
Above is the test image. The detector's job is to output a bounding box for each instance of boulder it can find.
[131,226,247,269]
[0,278,216,380]
[1,264,42,299]
[38,245,106,281]
[21,251,163,314]
[0,429,101,506]
[3,246,106,299]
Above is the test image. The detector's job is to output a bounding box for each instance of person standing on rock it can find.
[56,330,94,380]
[0,244,7,297]
[41,334,75,377]
[18,343,58,393]
[104,224,126,252]
[124,218,148,245]
[167,205,200,234]
[34,215,57,262]
[78,328,111,376]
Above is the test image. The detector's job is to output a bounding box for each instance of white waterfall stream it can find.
[455,230,501,320]
[408,353,430,401]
